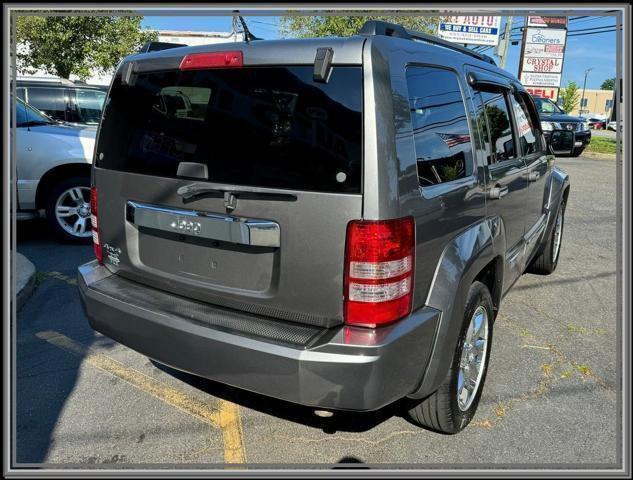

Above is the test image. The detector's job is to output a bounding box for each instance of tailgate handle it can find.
[127,201,280,248]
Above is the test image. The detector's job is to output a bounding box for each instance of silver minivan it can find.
[15,97,96,242]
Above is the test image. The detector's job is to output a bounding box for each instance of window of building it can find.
[406,66,473,187]
[580,98,588,108]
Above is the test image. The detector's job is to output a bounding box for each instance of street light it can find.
[580,68,593,116]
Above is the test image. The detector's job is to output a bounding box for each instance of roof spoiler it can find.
[139,41,188,53]
[359,20,497,66]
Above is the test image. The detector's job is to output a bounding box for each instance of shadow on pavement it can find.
[151,360,408,434]
[15,219,98,464]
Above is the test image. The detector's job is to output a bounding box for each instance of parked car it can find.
[584,117,606,130]
[78,21,571,434]
[531,96,591,156]
[16,77,108,126]
[607,120,618,131]
[15,97,96,242]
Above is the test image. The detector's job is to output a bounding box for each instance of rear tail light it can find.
[90,185,103,264]
[344,217,415,328]
[179,51,243,70]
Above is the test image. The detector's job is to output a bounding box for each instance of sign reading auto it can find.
[437,16,501,46]
[518,16,568,100]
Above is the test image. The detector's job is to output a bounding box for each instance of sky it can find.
[141,15,618,90]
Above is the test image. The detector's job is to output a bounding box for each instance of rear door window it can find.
[509,92,542,155]
[97,66,363,194]
[24,87,67,121]
[479,91,517,163]
[406,66,474,188]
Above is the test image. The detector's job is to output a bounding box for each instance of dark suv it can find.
[16,78,108,125]
[531,95,591,157]
[78,21,571,434]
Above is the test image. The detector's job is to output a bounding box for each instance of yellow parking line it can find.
[35,330,246,464]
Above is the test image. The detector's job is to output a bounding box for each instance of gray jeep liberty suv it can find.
[78,21,571,434]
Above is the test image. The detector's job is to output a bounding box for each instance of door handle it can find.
[488,185,509,200]
[527,171,540,182]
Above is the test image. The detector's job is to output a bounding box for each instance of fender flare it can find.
[539,165,571,253]
[408,218,505,400]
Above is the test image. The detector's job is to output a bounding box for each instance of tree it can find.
[279,14,441,38]
[16,15,157,79]
[600,77,615,90]
[559,81,580,113]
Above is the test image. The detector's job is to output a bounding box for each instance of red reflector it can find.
[90,186,103,264]
[179,51,243,70]
[344,217,415,328]
[90,185,98,216]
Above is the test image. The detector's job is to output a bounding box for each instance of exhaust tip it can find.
[314,409,334,418]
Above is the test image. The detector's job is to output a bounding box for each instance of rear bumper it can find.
[78,260,441,412]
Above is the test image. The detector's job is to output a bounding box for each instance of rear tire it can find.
[44,176,93,244]
[406,281,494,434]
[527,199,566,275]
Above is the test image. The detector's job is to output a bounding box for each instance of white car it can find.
[15,97,97,242]
[607,121,618,132]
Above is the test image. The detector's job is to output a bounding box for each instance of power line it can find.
[568,28,618,37]
[251,20,279,27]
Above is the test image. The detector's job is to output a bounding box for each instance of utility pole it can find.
[580,67,593,116]
[495,16,513,69]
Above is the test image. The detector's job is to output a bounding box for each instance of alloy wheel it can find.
[54,186,93,238]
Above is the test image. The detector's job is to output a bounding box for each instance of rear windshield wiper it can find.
[177,183,297,204]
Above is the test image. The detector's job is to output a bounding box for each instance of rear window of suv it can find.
[96,66,363,193]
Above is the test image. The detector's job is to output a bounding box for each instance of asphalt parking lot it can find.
[15,155,619,468]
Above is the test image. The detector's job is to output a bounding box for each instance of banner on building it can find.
[437,16,501,46]
[519,17,568,101]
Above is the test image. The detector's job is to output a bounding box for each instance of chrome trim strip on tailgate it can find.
[126,201,280,247]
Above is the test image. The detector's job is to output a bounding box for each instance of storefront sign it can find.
[437,16,501,46]
[519,26,568,88]
[525,86,559,101]
[523,57,563,73]
[527,16,568,29]
[524,43,565,59]
[520,72,563,88]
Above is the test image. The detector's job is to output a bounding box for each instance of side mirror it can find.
[548,130,575,156]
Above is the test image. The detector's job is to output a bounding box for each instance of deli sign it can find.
[525,87,559,102]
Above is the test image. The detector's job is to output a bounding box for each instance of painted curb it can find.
[16,252,36,312]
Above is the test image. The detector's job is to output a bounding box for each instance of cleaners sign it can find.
[437,16,501,46]
[519,17,568,98]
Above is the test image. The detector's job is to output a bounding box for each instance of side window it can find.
[16,100,27,126]
[24,87,66,121]
[510,92,542,155]
[16,88,26,101]
[74,89,107,124]
[478,90,516,163]
[406,66,474,188]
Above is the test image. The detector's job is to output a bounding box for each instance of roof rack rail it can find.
[358,20,497,66]
[16,76,76,85]
[139,41,188,53]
